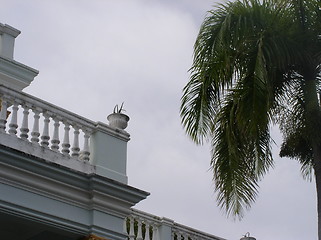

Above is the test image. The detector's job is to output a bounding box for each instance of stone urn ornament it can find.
[107,102,130,130]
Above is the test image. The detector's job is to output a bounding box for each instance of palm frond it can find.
[180,0,321,219]
[211,90,273,218]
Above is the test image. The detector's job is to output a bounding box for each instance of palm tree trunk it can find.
[303,75,321,240]
[314,147,321,240]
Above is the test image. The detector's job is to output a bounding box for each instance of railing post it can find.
[144,221,150,240]
[183,233,189,240]
[31,107,41,143]
[51,116,60,151]
[41,111,50,147]
[80,129,91,161]
[136,218,143,240]
[71,124,80,157]
[8,101,19,136]
[90,122,129,184]
[176,232,182,240]
[0,97,8,131]
[158,218,174,240]
[20,104,30,140]
[129,216,135,240]
[61,121,71,155]
[152,224,159,240]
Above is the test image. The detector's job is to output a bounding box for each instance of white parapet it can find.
[126,209,226,240]
[0,84,130,184]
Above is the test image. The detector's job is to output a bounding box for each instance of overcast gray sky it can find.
[0,0,317,239]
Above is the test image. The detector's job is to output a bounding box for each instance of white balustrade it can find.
[126,212,160,240]
[0,84,131,183]
[127,209,225,240]
[0,85,96,162]
[172,223,225,240]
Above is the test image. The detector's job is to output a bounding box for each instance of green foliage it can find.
[113,102,125,114]
[180,0,321,219]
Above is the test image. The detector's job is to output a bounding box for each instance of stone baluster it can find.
[8,101,19,136]
[144,221,150,240]
[51,117,60,151]
[0,97,8,131]
[176,232,182,240]
[136,218,143,240]
[31,108,41,143]
[183,233,189,240]
[71,125,80,157]
[128,216,135,240]
[20,104,30,140]
[172,232,175,240]
[80,129,90,161]
[61,122,70,155]
[123,218,128,238]
[41,112,51,147]
[152,224,158,240]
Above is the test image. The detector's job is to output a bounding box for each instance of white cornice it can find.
[0,57,38,91]
[0,24,20,38]
[0,144,149,216]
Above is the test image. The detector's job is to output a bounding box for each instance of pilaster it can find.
[90,122,130,184]
[158,217,175,240]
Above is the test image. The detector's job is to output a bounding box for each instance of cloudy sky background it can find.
[1,0,317,239]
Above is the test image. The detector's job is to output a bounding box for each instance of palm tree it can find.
[180,0,321,237]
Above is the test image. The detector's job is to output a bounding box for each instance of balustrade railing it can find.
[126,209,225,240]
[126,209,161,240]
[0,85,96,161]
[172,223,224,240]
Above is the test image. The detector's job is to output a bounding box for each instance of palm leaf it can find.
[181,0,321,218]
